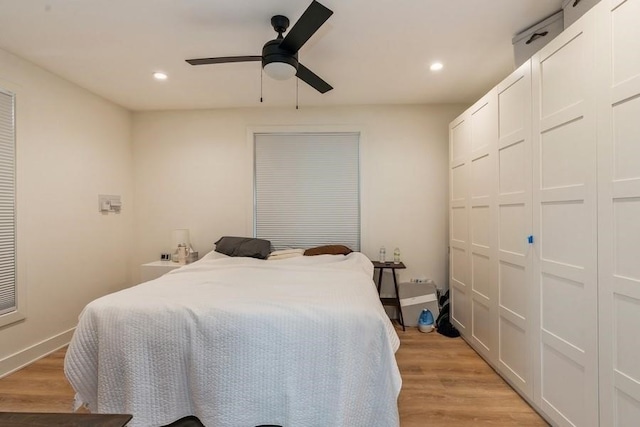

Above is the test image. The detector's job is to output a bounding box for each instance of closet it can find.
[448,1,640,426]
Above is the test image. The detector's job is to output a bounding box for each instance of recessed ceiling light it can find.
[430,62,444,72]
[153,72,168,80]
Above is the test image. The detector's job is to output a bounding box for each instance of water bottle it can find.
[393,247,401,264]
[379,247,386,263]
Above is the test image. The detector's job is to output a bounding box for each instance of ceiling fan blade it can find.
[186,55,262,66]
[296,63,332,93]
[279,1,333,53]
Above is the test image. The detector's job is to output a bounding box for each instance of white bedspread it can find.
[64,252,401,427]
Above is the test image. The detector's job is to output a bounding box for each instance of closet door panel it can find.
[472,297,491,352]
[613,97,640,182]
[449,116,471,334]
[499,261,527,318]
[451,246,468,284]
[533,8,599,425]
[451,205,468,242]
[471,104,495,154]
[598,1,640,425]
[471,252,491,297]
[451,276,470,330]
[471,154,492,199]
[499,141,526,197]
[539,36,585,118]
[541,345,587,425]
[540,120,590,189]
[450,118,470,166]
[496,62,533,397]
[613,198,640,280]
[611,0,640,86]
[615,292,640,380]
[471,206,490,248]
[468,91,499,362]
[451,164,468,201]
[616,391,640,426]
[540,202,589,267]
[541,274,587,348]
[499,204,526,255]
[499,315,528,380]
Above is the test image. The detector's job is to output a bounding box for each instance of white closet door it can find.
[449,114,471,334]
[598,0,640,425]
[532,6,600,426]
[496,61,534,398]
[468,90,499,362]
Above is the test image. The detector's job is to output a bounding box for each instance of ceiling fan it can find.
[186,0,334,94]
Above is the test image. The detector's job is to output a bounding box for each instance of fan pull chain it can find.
[296,77,299,110]
[260,68,263,103]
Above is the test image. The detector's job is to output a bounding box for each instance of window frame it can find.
[0,85,25,328]
[251,129,362,252]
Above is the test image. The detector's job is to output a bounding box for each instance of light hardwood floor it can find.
[396,328,548,426]
[0,327,548,426]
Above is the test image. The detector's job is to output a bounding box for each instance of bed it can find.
[64,250,402,427]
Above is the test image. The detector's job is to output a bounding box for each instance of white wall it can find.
[0,48,133,375]
[132,104,464,291]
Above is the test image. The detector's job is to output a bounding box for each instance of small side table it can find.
[140,260,182,283]
[372,261,406,331]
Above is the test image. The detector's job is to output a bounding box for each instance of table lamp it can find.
[171,229,197,264]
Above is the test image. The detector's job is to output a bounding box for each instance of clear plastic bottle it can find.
[379,247,386,263]
[393,247,401,264]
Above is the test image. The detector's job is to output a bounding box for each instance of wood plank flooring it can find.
[396,328,548,426]
[0,326,548,426]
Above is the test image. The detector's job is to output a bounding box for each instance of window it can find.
[0,88,17,320]
[254,132,360,251]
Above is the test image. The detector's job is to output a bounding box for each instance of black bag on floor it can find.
[435,290,460,338]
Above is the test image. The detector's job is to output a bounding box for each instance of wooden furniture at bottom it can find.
[0,412,132,427]
[372,261,406,331]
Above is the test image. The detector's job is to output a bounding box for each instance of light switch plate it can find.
[98,194,122,213]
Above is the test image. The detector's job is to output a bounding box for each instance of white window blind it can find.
[254,132,360,251]
[0,89,16,316]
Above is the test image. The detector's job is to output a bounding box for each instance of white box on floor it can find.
[398,280,439,327]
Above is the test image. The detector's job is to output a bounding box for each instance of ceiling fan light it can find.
[264,61,297,80]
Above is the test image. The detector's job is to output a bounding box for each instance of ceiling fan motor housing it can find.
[262,39,299,78]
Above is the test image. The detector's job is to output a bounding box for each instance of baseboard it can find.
[0,327,75,379]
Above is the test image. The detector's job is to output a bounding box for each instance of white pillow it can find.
[267,248,305,260]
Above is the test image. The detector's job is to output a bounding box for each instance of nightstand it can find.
[140,260,182,283]
[372,261,406,331]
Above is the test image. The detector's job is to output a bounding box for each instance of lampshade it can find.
[264,61,297,80]
[172,229,191,248]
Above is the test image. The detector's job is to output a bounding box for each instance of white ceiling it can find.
[0,0,563,111]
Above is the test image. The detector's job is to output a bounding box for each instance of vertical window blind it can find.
[254,132,360,251]
[0,89,16,316]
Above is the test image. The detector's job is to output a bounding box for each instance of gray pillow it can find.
[214,236,272,259]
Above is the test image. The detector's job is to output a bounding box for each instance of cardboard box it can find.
[398,280,439,327]
[512,10,564,67]
[562,0,599,29]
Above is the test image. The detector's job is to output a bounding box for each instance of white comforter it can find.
[64,252,401,427]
